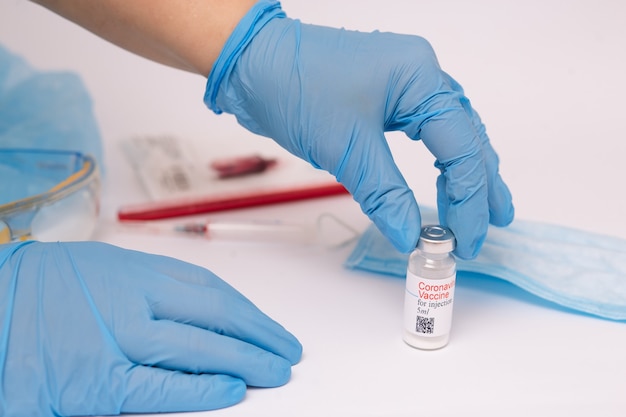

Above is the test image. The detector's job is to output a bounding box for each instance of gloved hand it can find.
[205,1,514,259]
[0,241,302,416]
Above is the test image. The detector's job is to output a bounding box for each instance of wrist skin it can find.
[31,0,258,76]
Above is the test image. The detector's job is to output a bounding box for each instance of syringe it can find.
[118,218,316,244]
[173,219,315,244]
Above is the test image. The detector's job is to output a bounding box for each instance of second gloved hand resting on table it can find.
[205,0,514,259]
[0,241,302,417]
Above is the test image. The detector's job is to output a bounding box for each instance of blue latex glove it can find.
[0,241,302,416]
[205,1,514,259]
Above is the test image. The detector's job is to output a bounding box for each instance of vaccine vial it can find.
[403,225,456,350]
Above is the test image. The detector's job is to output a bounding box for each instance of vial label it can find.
[404,271,456,338]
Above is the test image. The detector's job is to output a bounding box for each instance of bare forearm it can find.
[32,0,258,76]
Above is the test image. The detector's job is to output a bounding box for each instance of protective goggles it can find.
[0,149,100,243]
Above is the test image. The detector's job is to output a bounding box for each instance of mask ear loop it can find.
[315,213,361,249]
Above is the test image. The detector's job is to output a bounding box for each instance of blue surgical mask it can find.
[345,207,626,321]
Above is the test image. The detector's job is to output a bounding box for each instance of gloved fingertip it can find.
[491,211,514,228]
[271,328,302,365]
[254,314,302,365]
[249,354,293,388]
[122,368,247,413]
[453,232,485,260]
[400,234,421,254]
[371,204,421,254]
[285,336,303,365]
[490,202,515,227]
[200,376,247,409]
[449,218,487,260]
[488,177,515,227]
[453,243,480,260]
[220,377,247,405]
[273,357,293,387]
[386,224,420,254]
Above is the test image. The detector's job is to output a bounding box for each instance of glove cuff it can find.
[204,0,285,114]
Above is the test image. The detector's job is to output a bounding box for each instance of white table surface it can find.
[1,1,625,416]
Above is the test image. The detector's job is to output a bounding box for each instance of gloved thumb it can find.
[333,128,421,253]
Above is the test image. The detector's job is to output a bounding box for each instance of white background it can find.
[1,1,625,416]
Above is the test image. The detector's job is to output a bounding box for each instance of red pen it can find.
[117,182,349,221]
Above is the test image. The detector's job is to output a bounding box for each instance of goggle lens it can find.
[0,149,100,243]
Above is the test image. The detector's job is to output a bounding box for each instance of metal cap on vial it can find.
[417,225,456,254]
